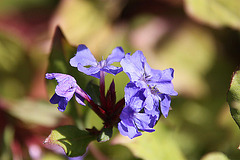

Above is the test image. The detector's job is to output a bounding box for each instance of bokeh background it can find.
[0,0,239,160]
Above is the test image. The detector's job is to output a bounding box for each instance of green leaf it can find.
[113,123,186,160]
[0,32,32,99]
[84,108,103,130]
[47,26,91,87]
[184,0,240,30]
[227,67,240,128]
[47,26,74,74]
[46,26,92,127]
[44,125,96,157]
[7,99,63,127]
[201,152,229,160]
[97,127,113,142]
[85,81,101,106]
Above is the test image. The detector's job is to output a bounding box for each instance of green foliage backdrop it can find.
[0,0,239,160]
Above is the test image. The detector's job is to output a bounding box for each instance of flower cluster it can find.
[118,51,178,138]
[46,44,177,139]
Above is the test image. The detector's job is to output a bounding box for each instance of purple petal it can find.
[120,51,145,81]
[58,98,68,112]
[148,68,178,96]
[144,101,160,117]
[119,105,134,120]
[106,47,125,65]
[142,60,152,77]
[46,72,89,111]
[159,94,171,118]
[154,82,178,96]
[49,93,61,104]
[124,82,139,103]
[124,82,145,111]
[55,84,76,100]
[134,113,155,132]
[128,50,146,72]
[118,121,142,139]
[45,73,76,84]
[144,104,161,126]
[77,65,100,78]
[46,73,78,99]
[143,94,154,110]
[148,68,173,84]
[128,97,144,112]
[147,69,163,82]
[70,44,97,67]
[135,80,148,89]
[120,106,140,129]
[45,73,56,80]
[124,82,145,102]
[102,65,123,75]
[75,93,86,106]
[160,68,175,82]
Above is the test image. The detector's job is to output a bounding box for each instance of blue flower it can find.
[118,82,155,139]
[70,44,125,78]
[45,73,89,112]
[120,51,178,118]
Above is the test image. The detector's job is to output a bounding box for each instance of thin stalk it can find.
[99,71,107,109]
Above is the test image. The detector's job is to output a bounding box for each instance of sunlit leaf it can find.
[227,67,240,128]
[184,0,240,30]
[113,123,186,160]
[200,152,229,160]
[93,141,143,160]
[44,125,96,157]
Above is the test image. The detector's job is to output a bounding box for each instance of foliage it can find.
[227,67,240,128]
[0,0,239,159]
[44,125,96,157]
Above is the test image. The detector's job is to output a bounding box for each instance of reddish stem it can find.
[88,99,107,122]
[75,85,107,121]
[99,71,107,109]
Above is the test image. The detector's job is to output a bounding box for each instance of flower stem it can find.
[75,85,107,121]
[100,71,107,109]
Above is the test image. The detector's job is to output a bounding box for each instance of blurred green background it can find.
[0,0,239,160]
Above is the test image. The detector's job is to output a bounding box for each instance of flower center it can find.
[140,71,151,83]
[98,59,106,68]
[150,86,160,96]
